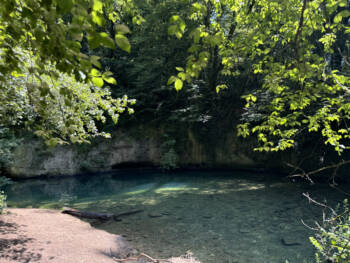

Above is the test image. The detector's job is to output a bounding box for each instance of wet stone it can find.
[148,213,163,218]
[239,228,250,234]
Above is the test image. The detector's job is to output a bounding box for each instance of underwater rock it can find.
[148,212,163,218]
[280,237,302,246]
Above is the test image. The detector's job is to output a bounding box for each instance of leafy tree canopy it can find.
[168,0,350,154]
[0,0,136,145]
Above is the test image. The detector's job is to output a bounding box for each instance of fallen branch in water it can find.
[286,159,350,185]
[113,210,143,220]
[113,252,171,263]
[61,208,143,221]
[62,208,114,220]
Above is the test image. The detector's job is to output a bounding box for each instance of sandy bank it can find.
[0,208,200,263]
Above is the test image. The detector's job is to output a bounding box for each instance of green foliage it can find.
[0,176,12,214]
[0,0,131,84]
[0,0,136,143]
[96,0,206,124]
[98,0,247,129]
[310,199,350,263]
[0,128,20,172]
[160,134,179,170]
[167,0,350,155]
[0,190,6,214]
[0,49,136,145]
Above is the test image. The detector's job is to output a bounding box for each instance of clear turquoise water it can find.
[4,170,347,263]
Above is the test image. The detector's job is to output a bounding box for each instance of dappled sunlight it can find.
[123,183,157,195]
[6,170,347,263]
[235,182,266,191]
[154,183,199,194]
[141,198,158,206]
[193,182,266,195]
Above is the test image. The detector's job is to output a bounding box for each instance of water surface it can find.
[5,170,347,263]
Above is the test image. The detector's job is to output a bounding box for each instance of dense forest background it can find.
[0,0,350,179]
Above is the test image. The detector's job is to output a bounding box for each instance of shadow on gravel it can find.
[0,219,42,262]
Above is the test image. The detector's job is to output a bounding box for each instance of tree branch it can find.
[294,0,308,63]
[303,192,336,216]
[287,160,350,183]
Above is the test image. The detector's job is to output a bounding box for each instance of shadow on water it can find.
[5,170,348,263]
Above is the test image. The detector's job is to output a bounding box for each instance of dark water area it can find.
[4,170,349,263]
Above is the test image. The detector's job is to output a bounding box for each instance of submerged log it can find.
[61,208,143,221]
[62,208,114,220]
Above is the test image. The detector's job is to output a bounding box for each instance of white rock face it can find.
[7,127,272,178]
[8,130,161,178]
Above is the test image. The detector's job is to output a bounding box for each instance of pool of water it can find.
[4,170,348,263]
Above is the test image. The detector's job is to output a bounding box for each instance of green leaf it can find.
[115,24,131,34]
[90,55,101,69]
[92,11,105,26]
[168,25,177,35]
[115,34,131,53]
[99,33,115,49]
[58,0,73,14]
[175,31,183,39]
[92,0,103,12]
[178,72,186,81]
[87,34,100,50]
[90,68,100,77]
[216,84,228,94]
[104,77,117,85]
[170,15,180,23]
[334,10,350,23]
[174,78,183,91]
[92,77,104,88]
[167,76,176,85]
[179,21,186,33]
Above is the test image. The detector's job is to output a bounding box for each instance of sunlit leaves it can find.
[115,24,131,34]
[0,0,137,144]
[0,50,135,145]
[174,78,183,91]
[167,75,182,91]
[167,0,350,154]
[88,32,115,50]
[334,10,350,24]
[168,15,186,39]
[115,34,131,53]
[0,0,133,95]
[216,84,228,94]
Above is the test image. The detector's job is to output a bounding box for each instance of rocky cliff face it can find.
[8,129,161,178]
[6,126,288,178]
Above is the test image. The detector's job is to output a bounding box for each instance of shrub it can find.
[160,134,179,170]
[0,176,13,214]
[309,199,350,263]
[0,190,6,214]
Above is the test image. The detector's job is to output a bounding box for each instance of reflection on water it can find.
[5,170,348,263]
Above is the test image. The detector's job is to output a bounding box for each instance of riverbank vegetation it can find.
[1,0,349,178]
[1,0,350,262]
